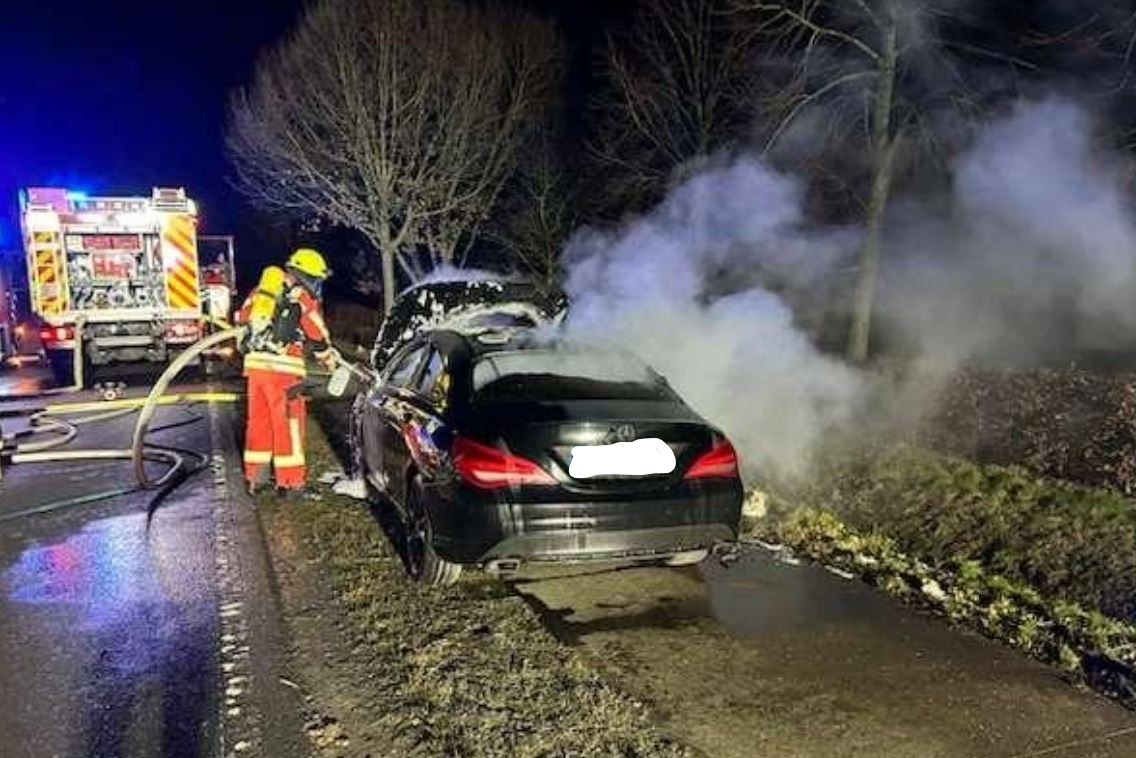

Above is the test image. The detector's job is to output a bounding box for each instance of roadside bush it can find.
[787,445,1136,621]
[753,507,1136,707]
[924,369,1136,494]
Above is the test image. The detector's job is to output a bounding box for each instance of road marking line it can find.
[209,409,265,758]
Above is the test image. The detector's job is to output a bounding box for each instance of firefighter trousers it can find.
[243,368,307,489]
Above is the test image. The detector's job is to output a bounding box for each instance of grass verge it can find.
[749,445,1136,709]
[264,419,690,758]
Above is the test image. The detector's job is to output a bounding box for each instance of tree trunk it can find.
[848,14,899,364]
[848,134,900,363]
[380,246,397,314]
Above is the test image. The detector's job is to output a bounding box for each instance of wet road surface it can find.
[515,551,1136,758]
[0,361,53,398]
[0,372,307,758]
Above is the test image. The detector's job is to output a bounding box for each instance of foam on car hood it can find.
[370,280,567,370]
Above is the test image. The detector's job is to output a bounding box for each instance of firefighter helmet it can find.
[286,248,331,279]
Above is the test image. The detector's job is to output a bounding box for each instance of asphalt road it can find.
[0,365,307,758]
[8,359,1134,758]
[514,553,1136,758]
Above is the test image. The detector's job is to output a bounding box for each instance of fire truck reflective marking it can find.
[171,265,198,291]
[32,235,66,314]
[168,277,197,307]
[170,262,199,298]
[162,214,200,310]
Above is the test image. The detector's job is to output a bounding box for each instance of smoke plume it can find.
[560,98,1136,479]
[563,159,863,478]
[884,99,1136,368]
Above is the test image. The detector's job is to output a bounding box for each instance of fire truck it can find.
[19,187,230,385]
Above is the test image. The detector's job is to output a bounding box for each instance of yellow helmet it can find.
[286,247,330,279]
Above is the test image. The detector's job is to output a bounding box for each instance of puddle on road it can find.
[0,508,219,756]
[0,365,53,398]
[703,547,895,635]
[4,513,157,611]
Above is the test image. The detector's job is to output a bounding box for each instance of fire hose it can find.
[131,326,244,489]
[0,327,245,522]
[2,323,374,519]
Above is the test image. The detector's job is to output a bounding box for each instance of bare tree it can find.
[489,132,577,295]
[1018,4,1136,156]
[589,0,759,216]
[742,0,1018,362]
[227,0,560,313]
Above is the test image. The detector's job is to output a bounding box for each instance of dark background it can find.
[0,1,301,270]
[0,0,632,287]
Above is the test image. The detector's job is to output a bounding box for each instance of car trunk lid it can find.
[475,399,717,494]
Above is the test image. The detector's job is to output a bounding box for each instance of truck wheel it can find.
[404,479,462,586]
[46,350,82,389]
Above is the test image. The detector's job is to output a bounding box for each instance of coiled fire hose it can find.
[0,325,244,516]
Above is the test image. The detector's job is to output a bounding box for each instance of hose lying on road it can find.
[131,326,244,489]
[0,326,245,503]
[3,406,191,490]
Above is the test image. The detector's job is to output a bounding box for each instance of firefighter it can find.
[237,248,339,496]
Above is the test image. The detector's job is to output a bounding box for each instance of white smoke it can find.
[563,159,863,478]
[884,99,1136,367]
[558,98,1136,478]
[417,263,521,287]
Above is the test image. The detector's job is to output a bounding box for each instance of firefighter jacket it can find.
[237,276,332,378]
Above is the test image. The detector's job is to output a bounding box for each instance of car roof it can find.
[423,327,649,368]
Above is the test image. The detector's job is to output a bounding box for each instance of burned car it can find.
[368,278,567,371]
[355,312,743,585]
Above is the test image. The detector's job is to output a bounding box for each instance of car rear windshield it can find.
[473,348,673,402]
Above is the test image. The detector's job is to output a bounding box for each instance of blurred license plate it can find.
[569,438,676,479]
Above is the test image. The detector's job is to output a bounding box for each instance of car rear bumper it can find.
[428,481,742,565]
[477,524,735,564]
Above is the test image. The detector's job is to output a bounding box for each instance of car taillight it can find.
[685,440,739,480]
[452,436,556,490]
[39,325,74,343]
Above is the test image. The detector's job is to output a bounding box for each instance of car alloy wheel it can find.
[403,479,462,586]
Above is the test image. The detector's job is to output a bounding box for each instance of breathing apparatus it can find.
[243,265,287,353]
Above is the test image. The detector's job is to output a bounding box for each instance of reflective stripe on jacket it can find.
[243,351,307,377]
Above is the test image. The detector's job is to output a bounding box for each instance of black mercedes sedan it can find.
[356,326,743,584]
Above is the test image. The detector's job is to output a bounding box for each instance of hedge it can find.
[784,445,1136,622]
[924,369,1136,494]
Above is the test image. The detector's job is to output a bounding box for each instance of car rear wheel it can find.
[404,478,462,586]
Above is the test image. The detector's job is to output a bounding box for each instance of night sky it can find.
[0,0,627,273]
[0,0,303,251]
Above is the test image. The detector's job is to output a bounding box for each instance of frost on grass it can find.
[275,424,688,758]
